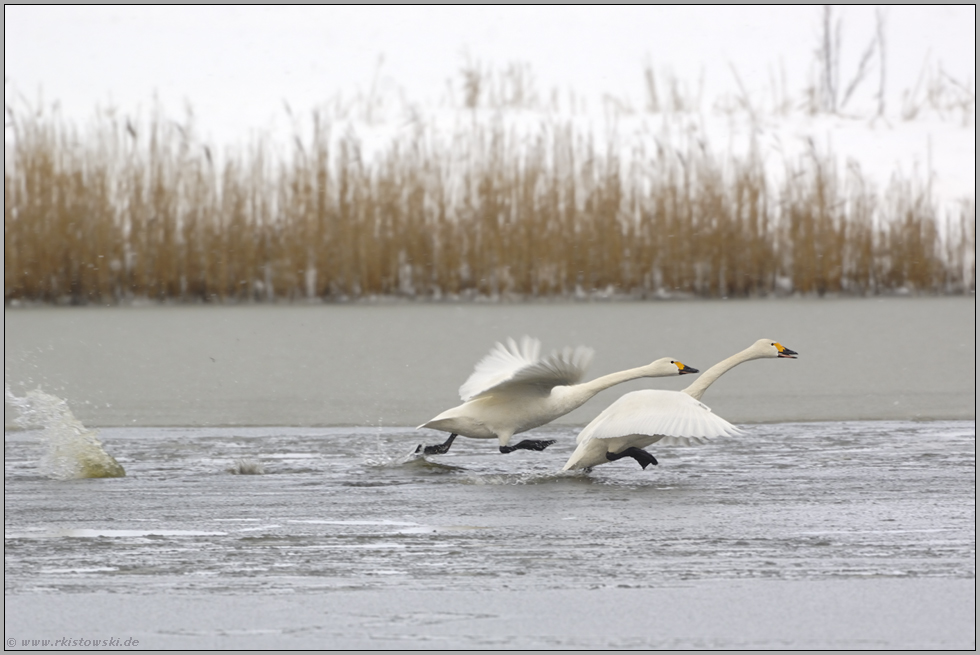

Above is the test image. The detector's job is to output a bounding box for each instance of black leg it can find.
[499,439,556,454]
[606,447,659,469]
[416,433,458,455]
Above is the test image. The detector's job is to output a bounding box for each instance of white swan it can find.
[416,336,698,455]
[562,338,798,471]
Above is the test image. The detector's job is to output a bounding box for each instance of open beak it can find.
[677,363,699,375]
[776,344,798,359]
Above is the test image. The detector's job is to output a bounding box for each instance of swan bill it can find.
[774,343,798,358]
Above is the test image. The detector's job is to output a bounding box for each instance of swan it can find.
[416,336,699,455]
[562,338,798,471]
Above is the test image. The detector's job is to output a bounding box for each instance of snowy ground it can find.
[5,6,975,212]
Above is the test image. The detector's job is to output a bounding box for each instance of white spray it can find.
[5,385,125,479]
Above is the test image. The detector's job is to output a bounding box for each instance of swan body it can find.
[563,338,797,471]
[562,390,741,470]
[417,336,697,454]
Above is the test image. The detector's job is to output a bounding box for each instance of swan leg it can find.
[499,439,556,454]
[606,447,659,469]
[416,433,458,455]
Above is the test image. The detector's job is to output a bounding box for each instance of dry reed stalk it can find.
[4,105,974,304]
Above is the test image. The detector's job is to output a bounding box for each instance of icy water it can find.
[4,298,977,649]
[4,422,976,649]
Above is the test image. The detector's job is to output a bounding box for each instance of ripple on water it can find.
[3,420,975,596]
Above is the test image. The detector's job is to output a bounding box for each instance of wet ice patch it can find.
[6,528,226,538]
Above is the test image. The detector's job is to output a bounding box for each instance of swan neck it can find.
[683,347,758,401]
[566,365,659,403]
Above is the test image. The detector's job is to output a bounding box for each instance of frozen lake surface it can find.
[4,298,976,648]
[4,421,976,649]
[4,298,976,428]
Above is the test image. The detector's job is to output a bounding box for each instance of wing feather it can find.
[459,336,594,401]
[576,389,741,445]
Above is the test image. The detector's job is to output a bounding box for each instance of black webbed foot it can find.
[499,439,556,454]
[606,447,659,469]
[416,433,458,455]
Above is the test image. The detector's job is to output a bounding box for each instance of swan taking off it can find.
[563,339,798,471]
[416,336,698,455]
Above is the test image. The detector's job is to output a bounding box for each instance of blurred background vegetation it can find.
[5,17,975,304]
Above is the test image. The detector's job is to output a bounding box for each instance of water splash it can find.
[228,458,265,475]
[5,385,125,479]
[461,470,568,486]
[363,445,466,471]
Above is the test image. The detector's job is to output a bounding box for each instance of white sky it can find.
[5,5,975,143]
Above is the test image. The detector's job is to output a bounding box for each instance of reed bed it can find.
[4,106,974,304]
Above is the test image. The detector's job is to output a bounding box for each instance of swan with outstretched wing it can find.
[417,336,697,455]
[563,339,797,471]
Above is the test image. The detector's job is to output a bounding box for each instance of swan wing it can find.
[459,337,594,401]
[576,389,741,445]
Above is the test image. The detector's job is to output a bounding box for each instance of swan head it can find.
[648,357,699,376]
[752,339,798,359]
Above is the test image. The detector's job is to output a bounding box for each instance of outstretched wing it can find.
[576,389,741,445]
[459,336,594,401]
